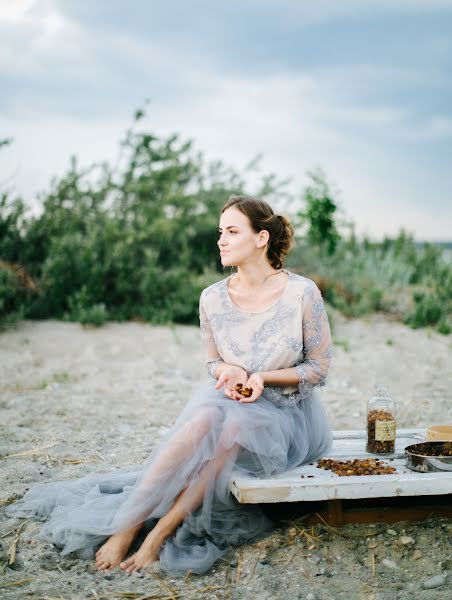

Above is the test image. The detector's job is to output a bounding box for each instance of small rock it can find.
[229,560,237,568]
[422,574,446,589]
[382,558,398,569]
[399,536,415,545]
[412,549,422,560]
[103,574,113,580]
[442,558,452,571]
[368,541,378,549]
[306,594,315,600]
[386,529,397,536]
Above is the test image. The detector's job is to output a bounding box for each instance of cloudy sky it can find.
[1,0,451,241]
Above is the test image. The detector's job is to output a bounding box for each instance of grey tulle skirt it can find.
[6,380,332,576]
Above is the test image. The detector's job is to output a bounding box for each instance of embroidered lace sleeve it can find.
[199,292,224,379]
[294,282,332,400]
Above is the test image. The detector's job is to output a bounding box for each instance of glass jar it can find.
[366,384,397,454]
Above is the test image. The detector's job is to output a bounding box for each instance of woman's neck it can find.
[233,264,283,291]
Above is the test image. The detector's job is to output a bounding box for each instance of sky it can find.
[1,0,451,241]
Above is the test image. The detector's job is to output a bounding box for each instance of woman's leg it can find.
[95,406,222,571]
[139,406,220,487]
[120,424,241,573]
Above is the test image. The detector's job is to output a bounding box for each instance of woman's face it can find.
[217,207,267,267]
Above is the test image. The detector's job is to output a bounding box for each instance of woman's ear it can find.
[257,230,269,248]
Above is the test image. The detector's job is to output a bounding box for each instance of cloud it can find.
[0,0,450,240]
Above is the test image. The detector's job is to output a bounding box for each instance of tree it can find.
[299,167,340,255]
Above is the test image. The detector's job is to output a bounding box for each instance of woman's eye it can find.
[217,230,237,238]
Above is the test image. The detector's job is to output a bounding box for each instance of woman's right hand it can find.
[215,365,248,400]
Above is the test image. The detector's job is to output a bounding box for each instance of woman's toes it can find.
[120,557,133,570]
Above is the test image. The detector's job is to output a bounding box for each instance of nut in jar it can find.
[366,384,397,454]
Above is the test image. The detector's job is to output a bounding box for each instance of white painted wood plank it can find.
[229,428,452,504]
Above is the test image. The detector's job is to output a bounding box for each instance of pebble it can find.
[386,529,397,536]
[442,558,452,571]
[412,549,422,560]
[382,558,398,569]
[306,594,316,600]
[422,574,446,589]
[399,536,415,545]
[103,574,113,580]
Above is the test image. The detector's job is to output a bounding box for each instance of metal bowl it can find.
[405,441,452,473]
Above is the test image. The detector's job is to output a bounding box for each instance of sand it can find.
[1,312,451,599]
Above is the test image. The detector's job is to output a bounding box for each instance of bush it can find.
[0,109,292,328]
[1,114,450,334]
[64,285,109,326]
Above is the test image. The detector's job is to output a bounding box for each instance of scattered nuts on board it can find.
[316,458,397,476]
[234,383,253,397]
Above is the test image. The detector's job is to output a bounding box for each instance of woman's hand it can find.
[236,372,265,403]
[215,365,248,400]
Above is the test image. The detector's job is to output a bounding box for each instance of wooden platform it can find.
[230,429,452,526]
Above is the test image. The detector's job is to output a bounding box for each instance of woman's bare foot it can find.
[120,526,167,574]
[95,526,141,571]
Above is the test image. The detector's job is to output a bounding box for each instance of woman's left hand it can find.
[237,372,265,403]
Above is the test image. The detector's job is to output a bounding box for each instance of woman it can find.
[6,195,333,576]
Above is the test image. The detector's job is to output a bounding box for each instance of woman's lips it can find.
[220,251,229,255]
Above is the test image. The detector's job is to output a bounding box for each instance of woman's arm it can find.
[258,367,300,386]
[294,280,332,398]
[199,292,225,379]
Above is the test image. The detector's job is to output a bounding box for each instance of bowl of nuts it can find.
[405,441,452,472]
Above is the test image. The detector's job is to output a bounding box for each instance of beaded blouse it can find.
[199,269,332,407]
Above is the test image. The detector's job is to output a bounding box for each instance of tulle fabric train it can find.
[6,380,332,576]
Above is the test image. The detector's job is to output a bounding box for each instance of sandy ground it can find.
[0,311,451,599]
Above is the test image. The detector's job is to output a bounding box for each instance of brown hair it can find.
[221,195,294,270]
